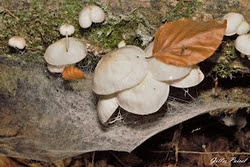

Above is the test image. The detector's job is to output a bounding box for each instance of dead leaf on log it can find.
[153,19,227,66]
[0,155,23,167]
[0,155,11,167]
[178,136,232,167]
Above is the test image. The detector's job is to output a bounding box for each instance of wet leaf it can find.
[153,19,226,66]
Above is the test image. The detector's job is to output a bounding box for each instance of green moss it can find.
[204,0,240,19]
[0,0,87,65]
[162,0,203,22]
[211,41,237,79]
[0,0,153,70]
[87,12,154,50]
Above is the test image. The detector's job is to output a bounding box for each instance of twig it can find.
[91,152,95,167]
[1,7,17,19]
[151,150,250,155]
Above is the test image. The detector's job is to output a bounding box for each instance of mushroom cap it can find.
[44,37,87,66]
[93,45,148,95]
[47,64,65,73]
[79,5,105,28]
[89,5,105,23]
[59,24,75,36]
[79,7,92,28]
[235,34,250,55]
[144,42,192,81]
[236,21,250,35]
[8,36,26,49]
[168,66,204,88]
[223,13,245,36]
[117,72,170,115]
[97,94,119,124]
[118,40,126,48]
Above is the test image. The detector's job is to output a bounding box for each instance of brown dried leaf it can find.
[0,155,22,167]
[202,138,231,167]
[153,19,226,66]
[62,66,85,80]
[0,155,11,167]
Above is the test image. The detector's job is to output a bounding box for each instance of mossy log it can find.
[0,0,249,162]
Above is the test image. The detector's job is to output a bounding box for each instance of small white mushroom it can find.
[118,40,126,48]
[235,34,250,60]
[44,37,87,73]
[223,13,245,36]
[167,66,204,88]
[97,94,119,124]
[236,21,250,35]
[59,24,75,36]
[79,5,105,28]
[144,41,192,81]
[116,72,170,115]
[59,24,75,52]
[8,36,26,50]
[93,45,148,95]
[89,5,105,23]
[79,7,92,28]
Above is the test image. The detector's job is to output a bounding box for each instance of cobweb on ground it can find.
[0,64,248,162]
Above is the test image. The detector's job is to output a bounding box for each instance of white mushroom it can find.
[97,94,119,124]
[236,21,250,35]
[118,40,126,48]
[223,13,245,36]
[8,36,26,50]
[116,72,170,115]
[59,24,75,36]
[235,34,250,60]
[167,66,204,88]
[93,45,148,95]
[59,24,75,52]
[144,42,192,81]
[44,37,87,73]
[79,7,92,28]
[79,5,105,28]
[89,5,105,23]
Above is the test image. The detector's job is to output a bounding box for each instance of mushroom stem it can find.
[213,77,219,97]
[66,31,69,52]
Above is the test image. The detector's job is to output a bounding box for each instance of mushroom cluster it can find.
[79,5,105,29]
[93,43,204,124]
[44,23,87,73]
[44,5,106,74]
[223,13,250,60]
[223,13,249,36]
